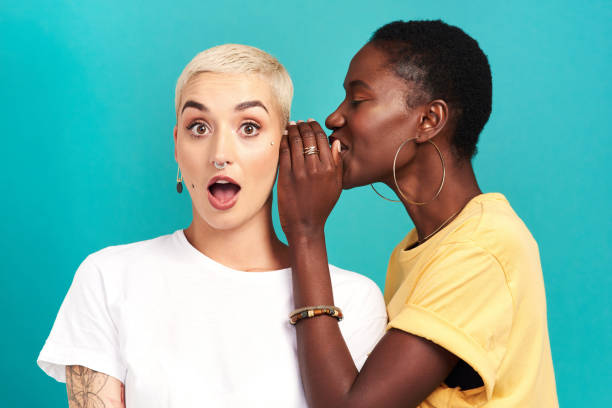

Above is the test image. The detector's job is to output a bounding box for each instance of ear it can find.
[415,99,448,142]
[173,125,179,162]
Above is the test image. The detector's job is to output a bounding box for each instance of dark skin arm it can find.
[278,121,458,408]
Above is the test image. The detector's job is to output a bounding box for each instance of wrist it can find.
[286,225,325,245]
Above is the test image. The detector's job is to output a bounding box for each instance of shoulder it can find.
[72,232,181,286]
[85,231,178,269]
[444,194,539,256]
[327,266,387,367]
[328,264,386,314]
[66,232,181,301]
[328,264,381,295]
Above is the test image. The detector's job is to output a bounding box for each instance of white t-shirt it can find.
[38,230,387,407]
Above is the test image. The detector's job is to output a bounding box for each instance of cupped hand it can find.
[277,120,343,242]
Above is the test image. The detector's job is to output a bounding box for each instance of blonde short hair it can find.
[175,44,293,124]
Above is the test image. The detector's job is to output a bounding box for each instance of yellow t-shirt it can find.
[385,193,558,407]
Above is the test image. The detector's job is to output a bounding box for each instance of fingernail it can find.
[337,141,342,153]
[289,121,296,125]
[307,118,314,122]
[283,129,288,135]
[297,119,304,123]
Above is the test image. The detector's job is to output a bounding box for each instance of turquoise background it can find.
[1,0,610,406]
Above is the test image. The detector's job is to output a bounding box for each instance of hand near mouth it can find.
[277,120,343,242]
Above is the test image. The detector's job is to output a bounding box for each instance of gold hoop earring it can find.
[370,183,400,202]
[370,137,446,206]
[176,165,183,194]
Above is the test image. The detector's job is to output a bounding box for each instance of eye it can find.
[239,121,261,137]
[187,121,210,138]
[350,100,366,107]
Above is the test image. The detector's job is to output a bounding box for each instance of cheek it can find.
[177,145,207,185]
[354,105,410,150]
[244,147,279,183]
[345,105,414,184]
[349,107,388,162]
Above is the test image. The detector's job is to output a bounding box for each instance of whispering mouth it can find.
[329,136,349,153]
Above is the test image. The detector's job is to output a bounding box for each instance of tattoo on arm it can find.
[66,366,125,408]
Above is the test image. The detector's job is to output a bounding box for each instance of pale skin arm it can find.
[66,366,125,408]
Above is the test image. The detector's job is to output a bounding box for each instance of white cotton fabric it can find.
[38,230,387,407]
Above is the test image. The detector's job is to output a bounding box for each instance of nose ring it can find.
[213,161,228,170]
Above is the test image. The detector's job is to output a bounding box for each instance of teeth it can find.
[216,180,229,184]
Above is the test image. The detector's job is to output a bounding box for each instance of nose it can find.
[325,102,346,131]
[209,126,234,168]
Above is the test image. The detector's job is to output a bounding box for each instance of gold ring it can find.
[303,146,319,156]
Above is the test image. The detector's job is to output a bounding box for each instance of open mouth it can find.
[207,176,241,210]
[329,135,349,154]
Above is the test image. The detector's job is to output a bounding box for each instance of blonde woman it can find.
[38,44,387,407]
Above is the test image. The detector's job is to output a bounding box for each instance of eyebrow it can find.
[180,99,269,115]
[181,100,208,114]
[344,79,372,90]
[235,100,269,115]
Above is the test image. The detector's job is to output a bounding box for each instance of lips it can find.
[207,176,241,210]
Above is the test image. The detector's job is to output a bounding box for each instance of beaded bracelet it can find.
[289,305,343,325]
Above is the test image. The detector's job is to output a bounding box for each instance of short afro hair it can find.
[371,20,492,159]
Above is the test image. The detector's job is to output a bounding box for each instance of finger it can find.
[287,121,305,176]
[298,121,320,171]
[279,131,291,173]
[331,139,344,187]
[308,119,333,167]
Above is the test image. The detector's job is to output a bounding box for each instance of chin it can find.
[190,200,245,231]
[341,168,364,190]
[342,162,390,190]
[201,211,253,231]
[341,179,357,190]
[194,197,271,232]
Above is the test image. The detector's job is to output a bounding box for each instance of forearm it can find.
[289,230,359,408]
[289,228,335,307]
[279,120,457,408]
[66,365,125,408]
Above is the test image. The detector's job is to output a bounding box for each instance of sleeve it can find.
[37,255,126,383]
[342,280,388,370]
[387,243,513,401]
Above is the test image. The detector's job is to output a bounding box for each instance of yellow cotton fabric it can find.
[385,193,558,407]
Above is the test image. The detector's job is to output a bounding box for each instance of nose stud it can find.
[213,161,228,170]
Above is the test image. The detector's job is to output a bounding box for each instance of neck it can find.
[388,143,482,243]
[184,198,290,271]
